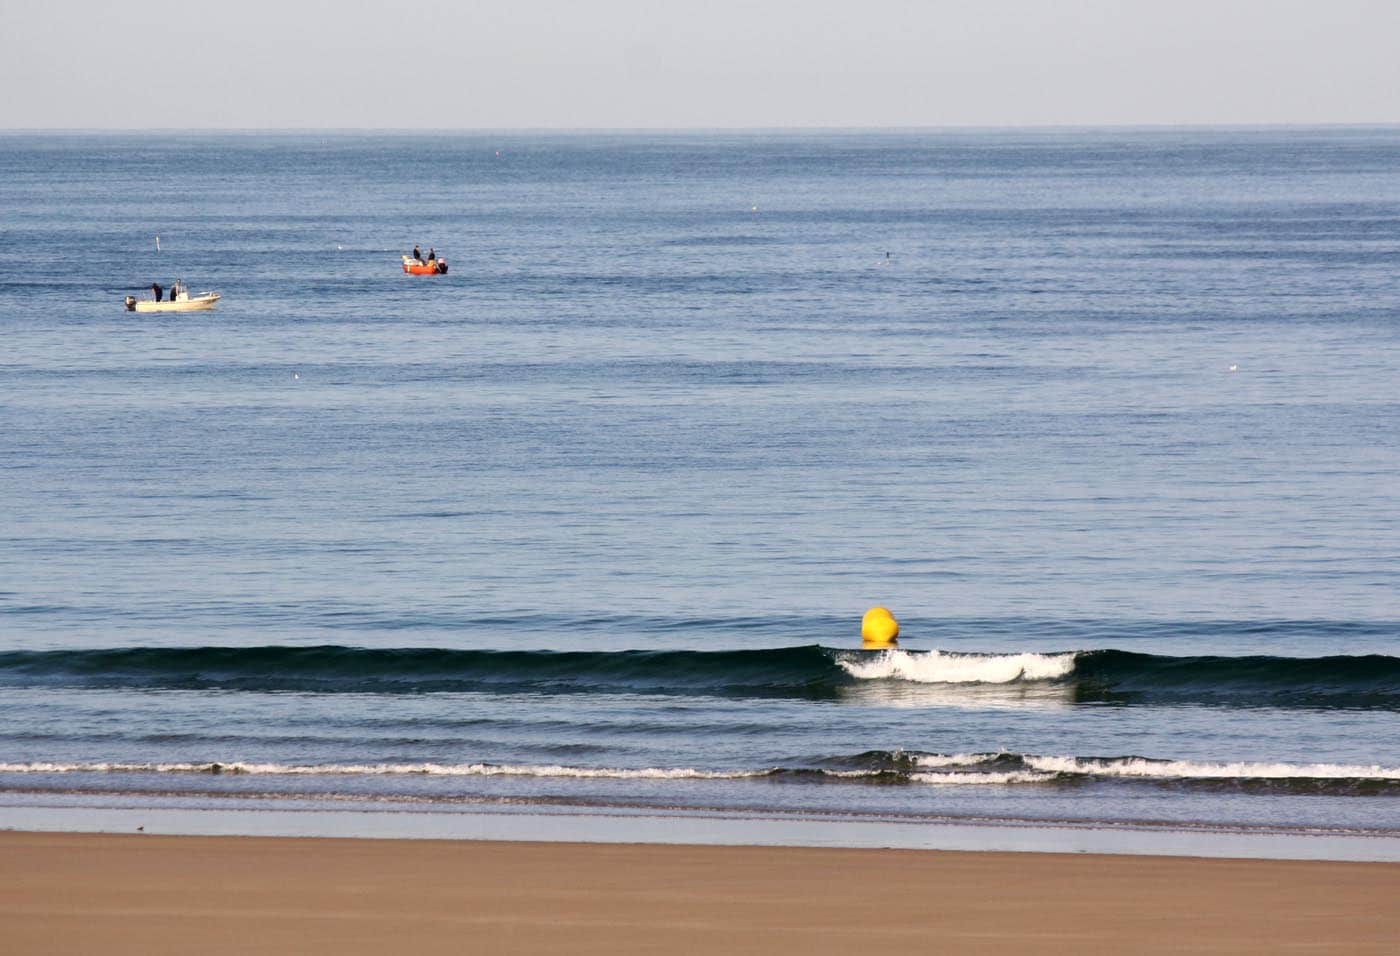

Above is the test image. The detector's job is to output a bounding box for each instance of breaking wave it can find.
[2,750,1396,795]
[1,644,1397,709]
[838,649,1076,683]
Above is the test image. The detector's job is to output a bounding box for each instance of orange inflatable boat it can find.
[402,256,448,275]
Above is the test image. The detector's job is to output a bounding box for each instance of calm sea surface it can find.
[1,129,1397,848]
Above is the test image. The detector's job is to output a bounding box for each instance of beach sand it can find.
[3,831,1397,954]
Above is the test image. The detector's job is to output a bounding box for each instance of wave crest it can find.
[0,761,763,780]
[837,649,1077,684]
[1,644,1396,709]
[1022,755,1400,781]
[2,751,1397,795]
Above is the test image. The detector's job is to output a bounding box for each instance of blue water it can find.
[1,129,1398,846]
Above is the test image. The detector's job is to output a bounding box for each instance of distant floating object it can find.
[1229,364,1239,372]
[751,205,758,212]
[402,255,448,275]
[125,285,220,312]
[293,372,300,380]
[155,235,161,253]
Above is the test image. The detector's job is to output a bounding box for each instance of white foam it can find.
[911,770,1058,785]
[0,761,762,780]
[838,649,1077,684]
[1024,756,1400,781]
[912,753,998,768]
[8,756,1393,784]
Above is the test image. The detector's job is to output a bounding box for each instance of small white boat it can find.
[125,283,221,313]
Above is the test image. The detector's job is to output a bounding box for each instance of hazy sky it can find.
[3,0,1398,128]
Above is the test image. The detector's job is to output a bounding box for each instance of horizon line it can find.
[4,121,1400,136]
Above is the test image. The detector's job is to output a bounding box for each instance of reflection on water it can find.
[835,677,1079,710]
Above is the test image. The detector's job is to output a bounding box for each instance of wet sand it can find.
[3,831,1397,954]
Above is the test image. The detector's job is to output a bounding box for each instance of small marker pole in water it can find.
[155,235,161,253]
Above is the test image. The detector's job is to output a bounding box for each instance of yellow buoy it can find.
[861,607,899,646]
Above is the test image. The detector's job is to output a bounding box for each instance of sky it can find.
[2,0,1398,129]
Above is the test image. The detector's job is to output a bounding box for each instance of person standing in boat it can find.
[412,245,422,263]
[427,247,436,262]
[151,281,163,302]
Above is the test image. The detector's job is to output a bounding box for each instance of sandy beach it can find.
[3,832,1397,955]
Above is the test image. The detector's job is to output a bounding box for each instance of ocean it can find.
[1,128,1397,856]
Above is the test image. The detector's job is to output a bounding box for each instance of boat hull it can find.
[129,293,220,313]
[402,257,447,275]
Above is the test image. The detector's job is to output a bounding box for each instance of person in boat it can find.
[151,282,163,302]
[427,247,436,262]
[412,245,422,263]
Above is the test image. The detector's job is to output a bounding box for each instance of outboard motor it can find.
[124,296,137,311]
[437,261,448,274]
